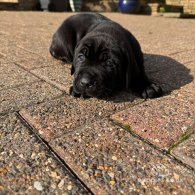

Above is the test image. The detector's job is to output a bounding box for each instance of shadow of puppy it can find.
[110,54,193,103]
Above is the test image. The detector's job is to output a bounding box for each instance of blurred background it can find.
[0,0,194,16]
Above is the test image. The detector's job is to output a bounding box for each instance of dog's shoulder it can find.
[67,13,108,22]
[60,13,108,30]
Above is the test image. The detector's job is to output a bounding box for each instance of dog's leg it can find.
[141,82,162,99]
[132,74,162,99]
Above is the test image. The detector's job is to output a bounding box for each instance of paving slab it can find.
[186,61,195,74]
[0,81,62,114]
[0,46,31,62]
[109,15,195,56]
[19,93,140,142]
[0,114,89,194]
[31,63,72,92]
[17,45,52,59]
[48,119,195,194]
[142,40,195,56]
[112,84,195,150]
[0,56,11,64]
[168,49,195,65]
[171,132,195,169]
[15,55,59,70]
[0,62,39,90]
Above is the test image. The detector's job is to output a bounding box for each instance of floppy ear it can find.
[51,15,98,63]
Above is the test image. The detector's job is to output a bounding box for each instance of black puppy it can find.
[50,13,162,99]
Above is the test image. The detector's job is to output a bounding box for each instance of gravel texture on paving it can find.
[1,11,195,194]
[0,114,89,194]
[48,119,195,194]
[112,84,195,150]
[0,81,62,114]
[19,93,140,141]
[171,131,195,169]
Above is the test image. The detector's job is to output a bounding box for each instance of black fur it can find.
[50,13,162,99]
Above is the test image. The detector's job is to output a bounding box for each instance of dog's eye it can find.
[78,54,85,61]
[81,48,89,56]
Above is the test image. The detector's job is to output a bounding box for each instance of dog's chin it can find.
[75,86,101,98]
[73,83,110,99]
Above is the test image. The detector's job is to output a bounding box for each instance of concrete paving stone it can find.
[106,13,195,34]
[141,40,195,56]
[186,61,195,74]
[0,32,10,47]
[31,64,73,92]
[16,34,51,48]
[0,12,62,30]
[169,49,195,65]
[144,54,193,92]
[0,35,11,47]
[17,45,52,59]
[0,114,89,194]
[15,55,59,70]
[49,119,195,194]
[0,54,7,62]
[0,46,32,62]
[171,132,195,169]
[19,93,140,142]
[0,62,39,90]
[0,30,9,36]
[112,85,195,150]
[0,81,62,114]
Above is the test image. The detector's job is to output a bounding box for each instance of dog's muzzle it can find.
[74,72,98,96]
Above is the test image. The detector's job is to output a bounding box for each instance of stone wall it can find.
[166,0,195,13]
[18,0,38,10]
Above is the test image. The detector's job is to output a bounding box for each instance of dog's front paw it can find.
[141,83,162,99]
[69,86,81,98]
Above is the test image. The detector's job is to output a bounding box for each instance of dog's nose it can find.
[80,76,94,88]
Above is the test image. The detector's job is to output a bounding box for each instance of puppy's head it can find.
[72,33,125,98]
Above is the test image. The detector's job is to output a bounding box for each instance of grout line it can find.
[0,93,66,117]
[110,118,195,171]
[16,111,94,195]
[168,127,195,153]
[169,48,195,56]
[16,45,48,58]
[14,62,67,92]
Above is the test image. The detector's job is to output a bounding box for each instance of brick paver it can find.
[0,11,195,194]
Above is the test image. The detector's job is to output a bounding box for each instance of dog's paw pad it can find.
[69,86,81,98]
[142,83,162,99]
